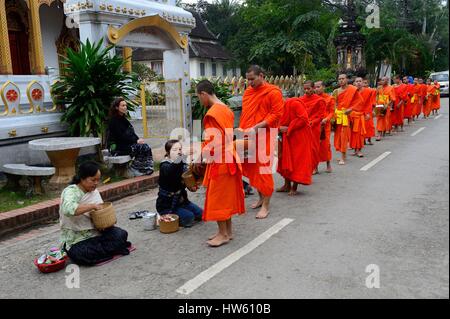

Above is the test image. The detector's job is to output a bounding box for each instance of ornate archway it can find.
[107,15,188,50]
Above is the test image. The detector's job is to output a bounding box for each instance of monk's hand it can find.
[365,114,370,121]
[321,119,327,126]
[279,126,288,133]
[344,108,352,115]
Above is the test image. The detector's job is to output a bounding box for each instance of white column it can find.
[163,47,191,134]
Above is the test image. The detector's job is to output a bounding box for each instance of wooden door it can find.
[8,31,31,75]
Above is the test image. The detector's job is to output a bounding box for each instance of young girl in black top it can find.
[108,98,153,176]
[156,140,203,227]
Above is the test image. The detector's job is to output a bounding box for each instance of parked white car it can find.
[430,71,449,96]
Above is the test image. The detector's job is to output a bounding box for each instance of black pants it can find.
[66,227,131,266]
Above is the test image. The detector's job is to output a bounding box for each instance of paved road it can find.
[0,99,448,299]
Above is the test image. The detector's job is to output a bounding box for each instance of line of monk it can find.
[193,68,441,247]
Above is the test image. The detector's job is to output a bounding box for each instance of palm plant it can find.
[52,39,139,141]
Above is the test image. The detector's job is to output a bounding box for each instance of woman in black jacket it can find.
[156,140,203,227]
[108,98,154,176]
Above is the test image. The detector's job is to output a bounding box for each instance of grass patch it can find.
[0,187,54,213]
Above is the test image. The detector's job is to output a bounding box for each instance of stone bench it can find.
[2,164,55,196]
[103,152,132,177]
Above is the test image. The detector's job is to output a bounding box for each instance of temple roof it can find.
[188,11,217,41]
[188,11,231,61]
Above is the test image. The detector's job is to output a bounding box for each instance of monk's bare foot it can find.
[357,152,364,158]
[255,207,269,219]
[251,200,263,209]
[288,190,298,196]
[312,169,319,175]
[338,160,345,165]
[207,234,230,247]
[209,233,233,240]
[276,186,290,192]
[326,167,332,173]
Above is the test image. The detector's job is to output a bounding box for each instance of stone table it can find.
[29,137,101,185]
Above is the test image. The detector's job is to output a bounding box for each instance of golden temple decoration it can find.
[29,0,45,74]
[122,47,132,74]
[0,0,13,74]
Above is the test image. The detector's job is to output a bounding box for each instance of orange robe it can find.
[393,83,408,126]
[376,85,396,133]
[333,85,363,153]
[360,87,376,138]
[404,84,414,119]
[423,85,435,117]
[417,84,427,116]
[239,83,284,197]
[202,103,245,222]
[432,83,441,111]
[349,89,367,150]
[299,94,326,170]
[317,93,334,162]
[277,98,313,185]
[409,84,421,117]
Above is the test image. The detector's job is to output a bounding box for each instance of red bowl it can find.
[34,256,68,273]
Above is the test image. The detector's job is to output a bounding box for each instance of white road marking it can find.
[411,127,426,136]
[176,218,294,295]
[360,152,392,171]
[434,114,442,120]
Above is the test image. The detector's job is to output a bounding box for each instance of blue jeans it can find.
[172,202,203,227]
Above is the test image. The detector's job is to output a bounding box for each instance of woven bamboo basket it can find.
[159,214,179,234]
[90,202,117,230]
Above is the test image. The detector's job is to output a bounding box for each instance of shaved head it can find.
[304,80,314,95]
[354,77,363,89]
[314,81,325,94]
[338,74,348,88]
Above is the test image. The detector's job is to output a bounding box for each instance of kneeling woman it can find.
[156,140,203,227]
[60,161,131,266]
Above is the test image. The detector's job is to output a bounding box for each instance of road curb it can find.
[0,173,159,239]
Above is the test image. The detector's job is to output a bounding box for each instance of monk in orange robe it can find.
[277,98,313,195]
[362,79,376,145]
[314,80,334,173]
[333,74,364,165]
[375,77,396,141]
[418,78,428,119]
[298,81,326,174]
[350,77,369,157]
[423,78,434,118]
[392,75,407,131]
[432,80,441,115]
[402,76,414,125]
[238,65,284,219]
[410,78,422,122]
[196,80,245,247]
